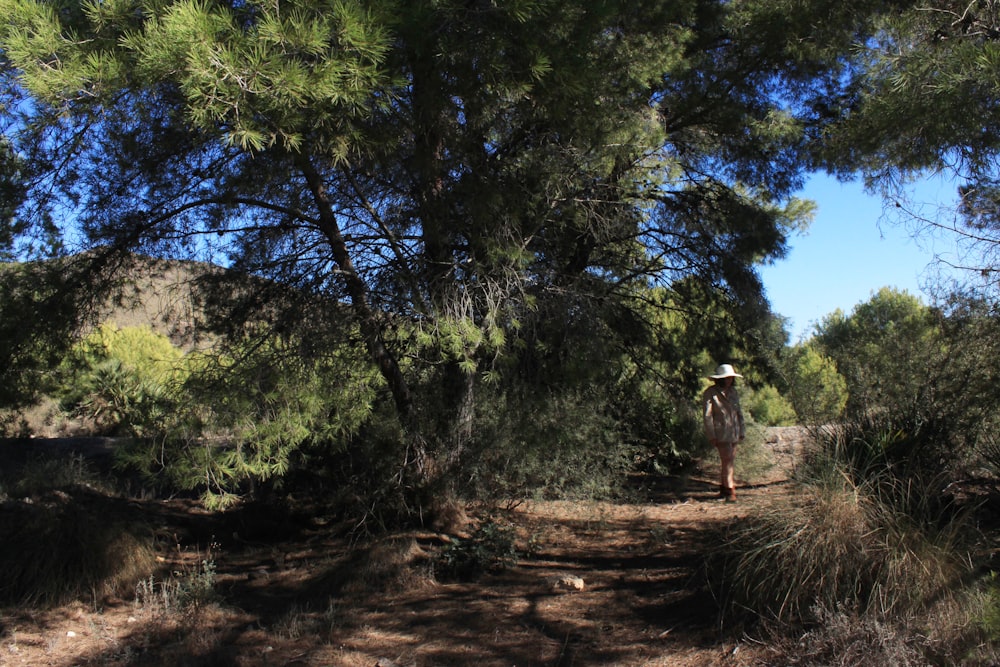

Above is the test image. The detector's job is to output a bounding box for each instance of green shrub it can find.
[436,518,519,580]
[462,386,639,502]
[806,414,971,513]
[782,344,847,424]
[734,422,775,483]
[58,323,187,436]
[743,384,797,426]
[110,330,382,507]
[978,572,1000,647]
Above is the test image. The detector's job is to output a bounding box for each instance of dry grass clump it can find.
[0,454,158,607]
[316,534,435,599]
[759,582,1000,667]
[134,555,219,615]
[5,451,115,497]
[709,473,972,632]
[711,416,1000,665]
[0,492,158,606]
[2,397,96,439]
[764,604,927,667]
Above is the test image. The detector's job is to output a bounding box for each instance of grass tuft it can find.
[0,491,158,607]
[709,471,972,631]
[0,452,158,607]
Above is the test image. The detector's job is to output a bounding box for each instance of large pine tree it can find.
[0,0,907,497]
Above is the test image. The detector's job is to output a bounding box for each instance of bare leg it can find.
[715,441,736,500]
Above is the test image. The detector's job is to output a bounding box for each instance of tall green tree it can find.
[812,287,939,417]
[782,343,847,424]
[0,0,905,500]
[811,287,1000,477]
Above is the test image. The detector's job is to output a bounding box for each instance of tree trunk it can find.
[297,155,413,421]
[410,48,478,466]
[439,360,475,466]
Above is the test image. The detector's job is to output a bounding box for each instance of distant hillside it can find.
[0,253,225,351]
[0,254,227,436]
[96,255,221,351]
[5,251,354,357]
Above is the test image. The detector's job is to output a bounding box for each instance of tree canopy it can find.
[0,0,915,499]
[820,0,1000,289]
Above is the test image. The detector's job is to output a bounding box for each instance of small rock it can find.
[548,574,585,592]
[66,631,76,638]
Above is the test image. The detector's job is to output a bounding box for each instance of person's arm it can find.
[736,391,745,441]
[703,389,718,444]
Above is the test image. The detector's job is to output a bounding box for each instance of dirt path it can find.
[0,427,810,667]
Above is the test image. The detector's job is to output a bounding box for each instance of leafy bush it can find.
[461,386,640,502]
[781,344,847,424]
[436,518,519,580]
[813,288,937,419]
[743,384,797,426]
[615,366,705,472]
[108,329,383,508]
[58,323,186,436]
[810,292,1000,478]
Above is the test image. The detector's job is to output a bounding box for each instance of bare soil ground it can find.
[0,427,809,667]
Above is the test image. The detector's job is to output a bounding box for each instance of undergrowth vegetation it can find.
[0,455,160,607]
[435,517,521,580]
[710,414,1000,666]
[0,268,999,666]
[134,557,219,614]
[702,290,1000,665]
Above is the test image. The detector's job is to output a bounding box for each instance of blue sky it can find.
[759,172,965,342]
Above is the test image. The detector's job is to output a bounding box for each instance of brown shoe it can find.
[725,489,737,503]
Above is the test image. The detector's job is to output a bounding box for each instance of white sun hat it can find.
[708,364,742,379]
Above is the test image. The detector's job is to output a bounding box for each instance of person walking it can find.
[703,363,745,502]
